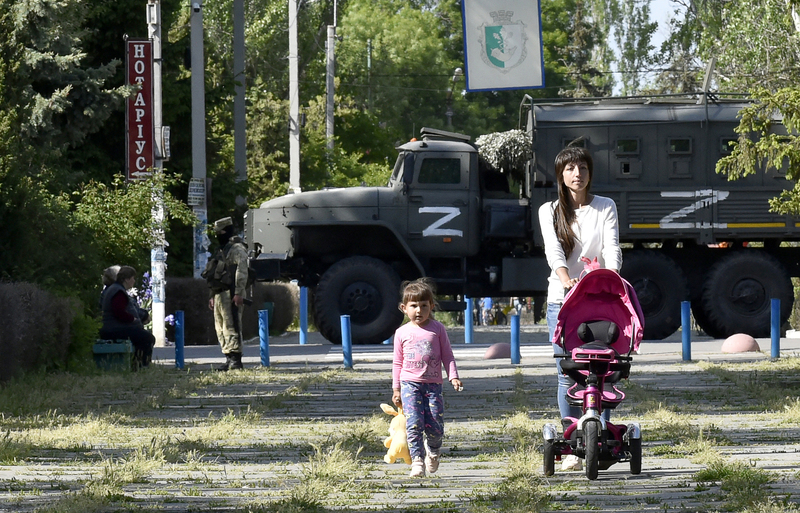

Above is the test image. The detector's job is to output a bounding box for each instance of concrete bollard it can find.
[175,310,184,370]
[259,309,270,367]
[341,315,352,368]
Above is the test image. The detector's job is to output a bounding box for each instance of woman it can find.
[537,146,621,470]
[99,266,155,368]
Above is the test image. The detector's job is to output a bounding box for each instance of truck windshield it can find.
[389,153,405,186]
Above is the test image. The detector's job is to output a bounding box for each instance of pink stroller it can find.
[542,263,645,480]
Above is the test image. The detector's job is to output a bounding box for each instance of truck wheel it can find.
[700,251,793,338]
[691,301,725,340]
[621,251,687,340]
[313,256,404,345]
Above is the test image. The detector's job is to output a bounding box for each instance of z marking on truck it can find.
[629,190,785,229]
[419,207,464,237]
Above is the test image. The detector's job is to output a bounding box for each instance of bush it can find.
[164,279,299,345]
[0,283,82,381]
[242,281,299,338]
[165,278,217,345]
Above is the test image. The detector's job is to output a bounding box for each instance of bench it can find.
[93,339,133,371]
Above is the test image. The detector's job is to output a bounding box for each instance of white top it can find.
[538,195,622,304]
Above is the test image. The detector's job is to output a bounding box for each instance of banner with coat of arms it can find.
[461,0,544,92]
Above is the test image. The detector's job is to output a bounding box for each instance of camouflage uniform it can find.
[212,238,249,355]
[204,217,250,370]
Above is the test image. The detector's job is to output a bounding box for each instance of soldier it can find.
[203,217,249,371]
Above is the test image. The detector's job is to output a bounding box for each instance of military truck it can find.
[244,93,799,344]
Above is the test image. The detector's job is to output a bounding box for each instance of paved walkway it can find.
[153,326,800,369]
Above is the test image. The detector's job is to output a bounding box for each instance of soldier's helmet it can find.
[213,217,234,233]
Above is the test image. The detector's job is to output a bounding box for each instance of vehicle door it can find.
[406,151,473,256]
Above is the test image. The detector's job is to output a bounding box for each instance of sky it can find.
[650,0,679,51]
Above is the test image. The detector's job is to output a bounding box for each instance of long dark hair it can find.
[553,146,593,258]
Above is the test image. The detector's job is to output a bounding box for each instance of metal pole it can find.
[259,309,270,367]
[464,297,473,344]
[299,286,308,345]
[233,0,246,190]
[175,310,185,369]
[326,24,335,152]
[341,315,352,368]
[288,0,301,193]
[147,0,166,347]
[681,300,691,361]
[510,314,520,364]
[771,298,780,358]
[190,1,208,279]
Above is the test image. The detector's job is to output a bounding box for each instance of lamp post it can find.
[445,67,463,128]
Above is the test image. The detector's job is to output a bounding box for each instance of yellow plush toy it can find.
[381,403,411,465]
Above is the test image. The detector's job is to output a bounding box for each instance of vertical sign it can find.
[126,39,154,181]
[462,0,545,92]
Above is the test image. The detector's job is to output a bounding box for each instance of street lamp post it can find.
[445,67,463,128]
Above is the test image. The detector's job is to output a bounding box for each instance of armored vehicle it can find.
[245,93,799,343]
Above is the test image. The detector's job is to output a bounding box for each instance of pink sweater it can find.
[392,319,459,389]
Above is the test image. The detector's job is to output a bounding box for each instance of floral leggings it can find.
[400,381,444,460]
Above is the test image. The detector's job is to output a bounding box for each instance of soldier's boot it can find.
[229,352,244,370]
[214,354,233,372]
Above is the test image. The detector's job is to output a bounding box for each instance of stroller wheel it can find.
[543,441,556,476]
[629,437,642,475]
[584,420,600,480]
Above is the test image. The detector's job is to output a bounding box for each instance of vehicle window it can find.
[720,137,736,155]
[418,158,461,184]
[615,138,639,155]
[668,138,692,155]
[389,154,404,185]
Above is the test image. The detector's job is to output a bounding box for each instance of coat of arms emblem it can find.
[477,10,528,72]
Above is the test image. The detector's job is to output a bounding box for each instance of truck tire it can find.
[313,256,404,345]
[700,251,793,338]
[691,301,725,340]
[621,251,687,340]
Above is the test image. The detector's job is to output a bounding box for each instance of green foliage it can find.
[702,0,800,92]
[610,0,657,95]
[716,87,800,215]
[69,173,198,274]
[66,312,101,373]
[12,0,129,164]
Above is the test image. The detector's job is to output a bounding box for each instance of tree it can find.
[711,2,800,214]
[610,0,657,95]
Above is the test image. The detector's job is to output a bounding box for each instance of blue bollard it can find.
[341,315,353,368]
[299,286,308,345]
[681,300,691,361]
[510,314,521,364]
[771,298,780,359]
[259,309,270,367]
[175,310,184,370]
[465,297,474,344]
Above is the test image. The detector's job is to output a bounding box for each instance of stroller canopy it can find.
[553,268,645,355]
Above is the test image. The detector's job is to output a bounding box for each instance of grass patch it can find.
[468,448,549,513]
[694,458,790,512]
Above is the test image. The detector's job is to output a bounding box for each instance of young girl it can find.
[392,278,463,478]
[537,146,621,470]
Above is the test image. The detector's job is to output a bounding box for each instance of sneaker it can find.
[425,450,440,474]
[561,455,582,471]
[409,457,426,478]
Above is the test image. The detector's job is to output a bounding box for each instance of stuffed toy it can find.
[381,403,411,465]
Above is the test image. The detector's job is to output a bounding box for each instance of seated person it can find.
[99,266,155,367]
